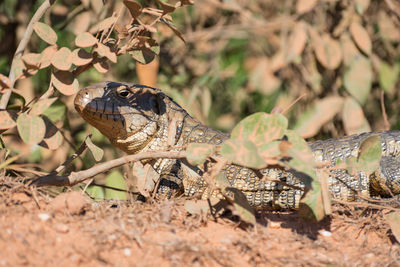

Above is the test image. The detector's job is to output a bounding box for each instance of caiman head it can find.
[74,81,177,154]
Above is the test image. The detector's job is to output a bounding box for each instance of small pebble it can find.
[269,221,281,229]
[38,213,51,222]
[318,230,332,237]
[54,223,69,233]
[123,248,131,256]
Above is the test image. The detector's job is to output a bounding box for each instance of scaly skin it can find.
[74,81,400,209]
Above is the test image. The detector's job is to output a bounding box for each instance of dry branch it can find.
[32,150,186,187]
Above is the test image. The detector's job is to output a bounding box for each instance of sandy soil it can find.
[0,175,399,267]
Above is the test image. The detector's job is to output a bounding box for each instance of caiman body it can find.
[74,81,400,209]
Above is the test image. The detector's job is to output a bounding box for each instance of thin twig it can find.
[380,90,390,131]
[0,0,55,109]
[31,150,186,187]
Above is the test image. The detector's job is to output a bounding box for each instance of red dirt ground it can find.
[1,175,399,266]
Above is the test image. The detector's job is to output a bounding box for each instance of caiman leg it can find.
[74,81,400,209]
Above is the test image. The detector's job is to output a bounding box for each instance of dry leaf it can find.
[342,97,371,135]
[39,45,58,69]
[296,0,319,14]
[51,47,72,71]
[349,22,371,55]
[295,96,344,138]
[51,70,78,96]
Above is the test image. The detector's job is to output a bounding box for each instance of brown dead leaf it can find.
[342,97,371,135]
[132,162,160,198]
[349,22,371,55]
[296,0,319,14]
[123,0,142,18]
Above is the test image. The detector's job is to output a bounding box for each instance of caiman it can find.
[74,81,400,209]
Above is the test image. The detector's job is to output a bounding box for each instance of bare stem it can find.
[0,0,55,109]
[31,150,186,187]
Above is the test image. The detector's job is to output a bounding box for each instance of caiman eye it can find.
[116,86,131,98]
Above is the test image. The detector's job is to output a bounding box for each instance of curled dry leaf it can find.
[160,18,186,43]
[39,45,58,69]
[71,48,93,66]
[296,0,319,14]
[21,53,41,68]
[294,96,344,138]
[95,43,117,63]
[51,47,72,71]
[75,32,98,48]
[33,22,58,45]
[0,110,17,130]
[123,0,142,18]
[156,0,176,14]
[349,22,372,55]
[133,162,160,198]
[51,70,78,96]
[93,59,109,73]
[342,97,371,135]
[16,113,46,145]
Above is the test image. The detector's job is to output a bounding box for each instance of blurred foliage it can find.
[0,0,400,196]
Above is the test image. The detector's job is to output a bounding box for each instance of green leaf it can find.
[231,112,288,146]
[86,185,105,200]
[186,143,215,165]
[105,170,127,200]
[85,137,104,161]
[357,134,382,174]
[16,113,46,145]
[226,187,256,225]
[299,181,325,221]
[33,22,58,45]
[343,55,372,105]
[221,139,266,169]
[379,62,400,94]
[386,212,400,243]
